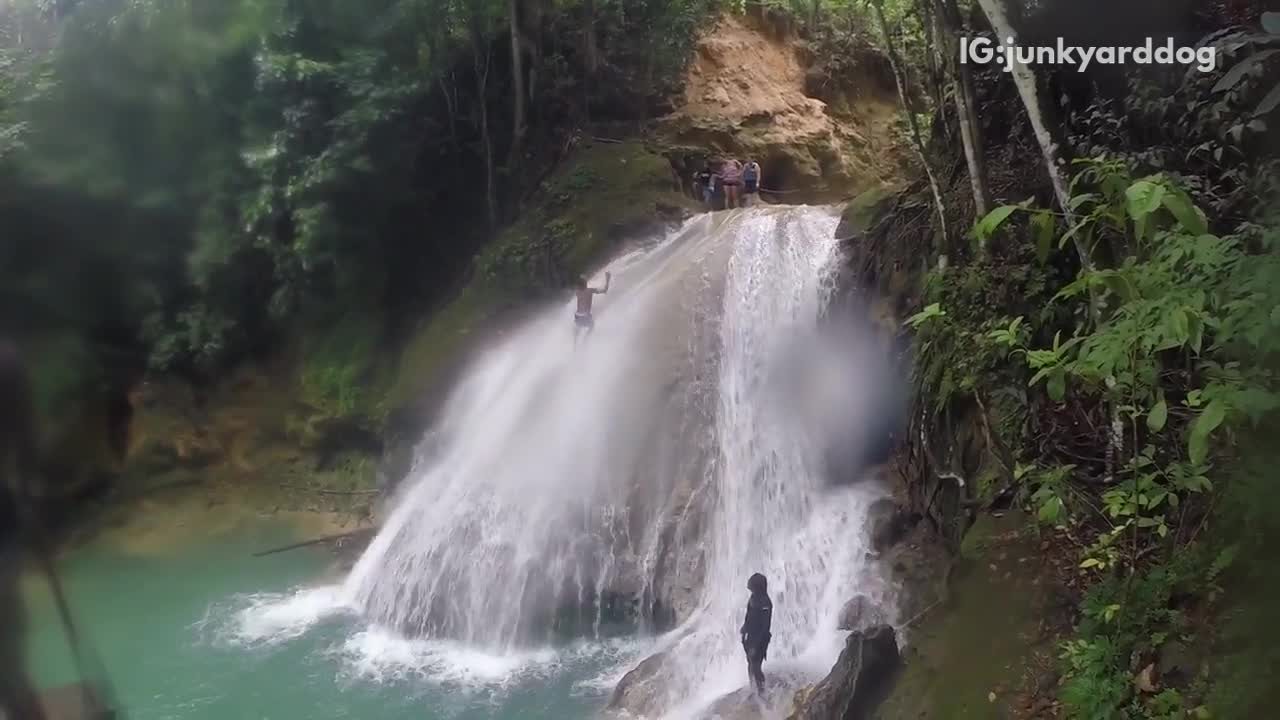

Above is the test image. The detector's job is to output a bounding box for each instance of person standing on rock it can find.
[720,156,744,209]
[696,163,715,208]
[740,572,773,695]
[742,158,762,207]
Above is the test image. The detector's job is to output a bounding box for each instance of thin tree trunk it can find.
[916,0,947,136]
[870,0,950,255]
[439,74,459,145]
[937,0,990,222]
[973,0,1117,478]
[972,0,1077,244]
[584,0,599,76]
[509,0,526,165]
[472,34,496,230]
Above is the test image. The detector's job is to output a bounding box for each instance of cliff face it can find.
[658,15,905,199]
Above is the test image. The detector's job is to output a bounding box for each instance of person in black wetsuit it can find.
[739,572,773,695]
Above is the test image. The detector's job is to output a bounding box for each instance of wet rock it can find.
[787,625,901,720]
[609,651,672,717]
[867,498,911,553]
[837,594,889,632]
[698,670,811,720]
[879,522,950,623]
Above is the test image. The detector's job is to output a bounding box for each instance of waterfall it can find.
[334,205,894,716]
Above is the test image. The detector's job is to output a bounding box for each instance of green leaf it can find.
[1032,211,1054,264]
[1213,50,1280,94]
[1059,218,1091,250]
[1255,82,1280,118]
[1039,496,1063,524]
[1047,369,1066,402]
[1079,557,1103,569]
[1148,398,1168,432]
[1188,399,1227,465]
[1161,191,1208,235]
[1125,180,1165,225]
[1188,313,1204,354]
[974,205,1019,243]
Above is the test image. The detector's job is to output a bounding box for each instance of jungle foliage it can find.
[905,6,1280,717]
[0,0,715,422]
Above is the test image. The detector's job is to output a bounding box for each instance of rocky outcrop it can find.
[787,625,901,720]
[837,594,890,633]
[608,650,673,717]
[696,669,812,720]
[867,497,913,553]
[658,15,903,197]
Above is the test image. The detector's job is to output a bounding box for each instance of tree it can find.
[509,0,525,164]
[935,0,990,223]
[869,0,950,256]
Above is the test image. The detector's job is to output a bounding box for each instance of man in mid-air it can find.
[574,271,611,344]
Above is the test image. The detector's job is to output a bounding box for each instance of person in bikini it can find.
[720,156,744,209]
[574,272,611,344]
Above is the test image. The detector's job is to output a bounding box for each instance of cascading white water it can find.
[334,205,895,717]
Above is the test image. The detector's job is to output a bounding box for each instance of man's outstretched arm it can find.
[593,272,611,294]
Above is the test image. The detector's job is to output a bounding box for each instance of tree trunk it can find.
[509,0,526,166]
[972,0,1078,242]
[870,0,950,255]
[937,0,990,222]
[916,0,947,135]
[472,35,496,230]
[584,0,599,76]
[439,74,459,146]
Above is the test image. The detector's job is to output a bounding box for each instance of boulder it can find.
[880,522,951,624]
[787,625,901,720]
[608,651,672,717]
[837,594,889,633]
[867,498,911,553]
[697,669,811,720]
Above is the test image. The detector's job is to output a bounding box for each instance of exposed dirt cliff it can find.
[658,15,905,198]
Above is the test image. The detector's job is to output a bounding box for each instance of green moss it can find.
[386,140,694,412]
[836,184,893,239]
[297,311,388,427]
[880,512,1051,720]
[477,139,695,294]
[384,285,490,410]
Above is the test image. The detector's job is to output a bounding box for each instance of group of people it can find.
[693,156,763,210]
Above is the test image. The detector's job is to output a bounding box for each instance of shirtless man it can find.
[573,272,611,344]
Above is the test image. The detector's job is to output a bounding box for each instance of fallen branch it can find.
[901,599,943,629]
[252,528,374,558]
